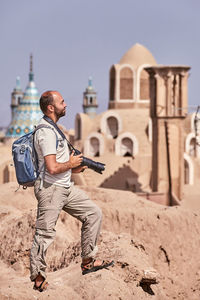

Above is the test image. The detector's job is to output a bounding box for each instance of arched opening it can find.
[140,69,150,100]
[107,116,118,138]
[109,66,116,100]
[183,153,194,185]
[18,96,22,104]
[120,67,133,99]
[189,138,196,157]
[115,132,138,157]
[84,132,104,157]
[89,137,100,157]
[75,116,81,140]
[101,112,122,138]
[121,138,133,157]
[184,159,189,184]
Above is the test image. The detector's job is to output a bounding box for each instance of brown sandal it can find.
[33,279,48,292]
[81,259,114,275]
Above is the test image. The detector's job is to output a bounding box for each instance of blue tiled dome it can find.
[6,55,43,137]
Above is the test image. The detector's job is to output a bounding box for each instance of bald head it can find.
[39,90,56,113]
[39,91,67,122]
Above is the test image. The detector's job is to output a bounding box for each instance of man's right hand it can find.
[69,151,83,168]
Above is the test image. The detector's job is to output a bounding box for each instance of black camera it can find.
[72,148,105,174]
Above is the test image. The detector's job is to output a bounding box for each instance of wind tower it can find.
[6,54,43,137]
[145,65,190,205]
[83,77,98,118]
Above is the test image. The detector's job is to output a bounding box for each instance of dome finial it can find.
[88,76,92,88]
[29,53,34,82]
[16,76,21,90]
[30,53,33,72]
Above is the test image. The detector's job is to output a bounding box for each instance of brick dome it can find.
[119,43,157,69]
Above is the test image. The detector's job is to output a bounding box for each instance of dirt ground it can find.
[0,182,200,300]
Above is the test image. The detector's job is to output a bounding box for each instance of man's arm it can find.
[44,151,83,175]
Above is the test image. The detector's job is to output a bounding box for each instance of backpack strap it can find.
[34,124,59,148]
[33,124,59,190]
[43,115,74,152]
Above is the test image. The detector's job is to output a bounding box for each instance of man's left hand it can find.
[72,166,88,173]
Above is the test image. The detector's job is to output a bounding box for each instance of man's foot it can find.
[81,258,114,275]
[33,274,48,292]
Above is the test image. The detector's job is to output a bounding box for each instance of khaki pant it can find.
[30,180,102,281]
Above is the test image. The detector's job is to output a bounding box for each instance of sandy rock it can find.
[0,182,200,299]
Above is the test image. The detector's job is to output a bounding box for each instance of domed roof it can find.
[119,43,157,69]
[6,54,42,137]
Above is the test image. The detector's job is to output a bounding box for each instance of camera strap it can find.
[43,115,75,152]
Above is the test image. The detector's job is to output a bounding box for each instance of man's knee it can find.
[93,205,102,222]
[82,204,102,224]
[36,208,60,232]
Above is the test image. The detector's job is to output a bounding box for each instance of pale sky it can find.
[0,0,200,129]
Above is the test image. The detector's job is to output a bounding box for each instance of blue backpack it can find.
[12,125,57,189]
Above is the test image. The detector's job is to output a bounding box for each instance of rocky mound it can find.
[0,182,200,299]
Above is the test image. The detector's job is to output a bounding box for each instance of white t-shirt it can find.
[34,118,71,187]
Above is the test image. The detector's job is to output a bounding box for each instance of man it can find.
[30,91,113,292]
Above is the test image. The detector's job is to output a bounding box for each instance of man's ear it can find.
[47,104,54,113]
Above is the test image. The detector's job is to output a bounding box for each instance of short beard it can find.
[55,109,66,119]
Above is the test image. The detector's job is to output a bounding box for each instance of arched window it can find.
[184,159,189,184]
[18,96,21,104]
[109,66,116,100]
[121,138,133,156]
[120,67,133,99]
[115,132,138,157]
[140,69,150,100]
[89,137,100,157]
[189,138,196,157]
[75,116,81,140]
[101,112,122,138]
[183,153,194,185]
[107,116,118,138]
[84,133,104,157]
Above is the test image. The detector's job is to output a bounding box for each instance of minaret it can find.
[6,54,43,137]
[83,77,98,118]
[11,76,24,120]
